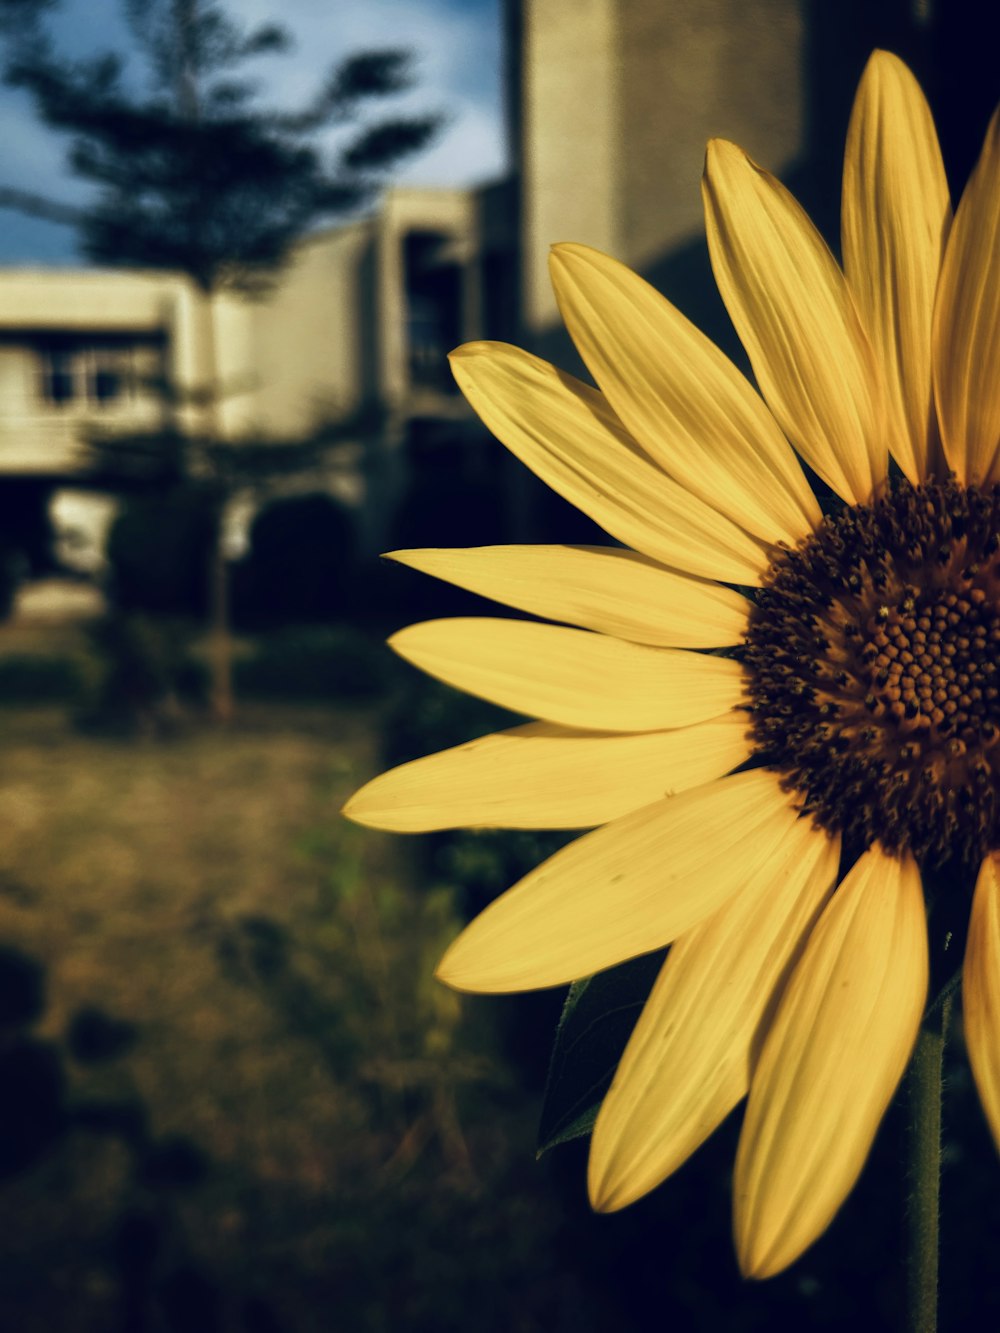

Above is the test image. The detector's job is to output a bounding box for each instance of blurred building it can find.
[0,182,517,570]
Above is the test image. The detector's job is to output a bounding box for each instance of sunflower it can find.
[344,51,1000,1279]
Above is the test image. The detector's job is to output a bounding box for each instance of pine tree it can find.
[0,0,440,293]
[0,0,441,718]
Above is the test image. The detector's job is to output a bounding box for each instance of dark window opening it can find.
[43,349,76,406]
[482,250,518,343]
[37,342,135,409]
[404,231,462,393]
[88,356,124,405]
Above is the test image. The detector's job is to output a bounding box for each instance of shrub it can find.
[106,487,218,617]
[232,493,356,630]
[234,625,391,701]
[0,654,89,705]
[77,613,206,734]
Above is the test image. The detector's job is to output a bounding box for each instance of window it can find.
[403,230,461,394]
[87,349,126,405]
[42,348,76,405]
[38,342,135,409]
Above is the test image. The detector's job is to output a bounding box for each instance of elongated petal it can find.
[388,545,750,649]
[343,713,751,832]
[703,139,887,505]
[436,769,798,992]
[450,343,770,584]
[589,820,839,1212]
[734,847,928,1279]
[933,107,1000,484]
[548,244,819,544]
[963,854,1000,1151]
[390,618,746,733]
[842,50,951,483]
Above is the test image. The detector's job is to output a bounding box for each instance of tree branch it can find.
[0,183,82,225]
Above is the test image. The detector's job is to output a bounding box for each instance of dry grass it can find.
[0,704,577,1333]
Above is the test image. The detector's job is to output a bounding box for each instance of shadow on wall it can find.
[530,0,997,383]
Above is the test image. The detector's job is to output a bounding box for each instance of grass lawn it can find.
[0,703,596,1333]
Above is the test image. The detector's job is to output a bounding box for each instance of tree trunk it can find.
[197,288,234,724]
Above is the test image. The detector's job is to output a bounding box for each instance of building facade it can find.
[0,181,516,572]
[4,0,952,583]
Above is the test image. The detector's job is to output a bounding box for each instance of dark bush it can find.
[106,487,218,617]
[234,625,391,701]
[0,480,57,584]
[0,1039,66,1179]
[0,546,23,620]
[389,450,505,552]
[0,947,45,1030]
[232,492,356,630]
[78,613,206,733]
[0,654,89,704]
[66,1006,138,1064]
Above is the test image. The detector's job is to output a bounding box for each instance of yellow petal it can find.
[703,139,887,505]
[963,853,1000,1151]
[933,107,1000,484]
[390,618,746,733]
[734,846,928,1279]
[589,820,839,1212]
[547,244,820,545]
[450,342,770,584]
[387,545,750,649]
[436,769,799,993]
[842,50,951,483]
[343,712,751,832]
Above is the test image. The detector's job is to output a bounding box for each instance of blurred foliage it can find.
[0,704,605,1332]
[0,549,25,621]
[79,613,205,734]
[0,0,441,294]
[536,951,666,1157]
[0,618,395,730]
[232,492,357,631]
[0,0,441,718]
[234,625,391,703]
[0,663,999,1326]
[95,485,217,731]
[0,482,56,580]
[73,618,399,732]
[106,487,218,619]
[0,651,91,704]
[378,672,571,923]
[0,482,58,616]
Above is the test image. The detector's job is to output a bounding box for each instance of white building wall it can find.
[233,220,374,441]
[0,268,179,473]
[520,0,621,331]
[516,0,805,334]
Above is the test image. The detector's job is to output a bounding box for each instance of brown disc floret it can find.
[746,478,1000,867]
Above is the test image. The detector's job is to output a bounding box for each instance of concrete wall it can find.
[0,268,179,332]
[519,0,621,330]
[226,221,374,441]
[516,0,805,339]
[618,0,803,269]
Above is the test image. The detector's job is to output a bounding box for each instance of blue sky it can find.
[0,0,507,264]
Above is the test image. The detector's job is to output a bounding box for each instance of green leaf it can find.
[536,948,665,1158]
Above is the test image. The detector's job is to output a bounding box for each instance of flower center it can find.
[745,478,1000,867]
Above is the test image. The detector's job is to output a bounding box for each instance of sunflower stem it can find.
[905,995,950,1333]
